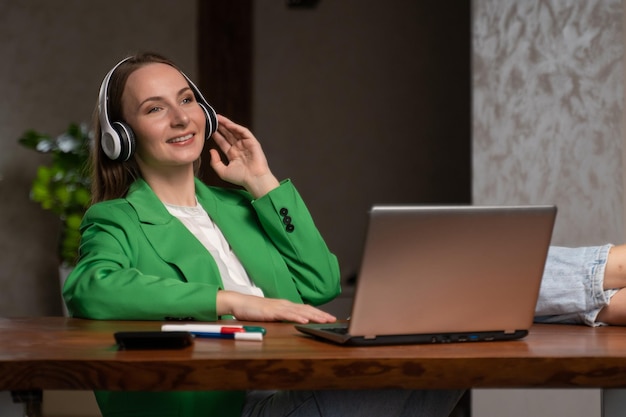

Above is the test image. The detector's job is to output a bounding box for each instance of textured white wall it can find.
[472,0,624,416]
[473,0,624,246]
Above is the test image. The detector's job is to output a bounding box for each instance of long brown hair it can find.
[90,52,200,203]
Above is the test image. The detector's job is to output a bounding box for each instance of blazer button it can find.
[282,215,292,225]
[279,208,289,216]
[286,224,295,233]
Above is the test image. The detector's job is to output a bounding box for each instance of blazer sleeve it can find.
[63,202,223,321]
[251,179,342,305]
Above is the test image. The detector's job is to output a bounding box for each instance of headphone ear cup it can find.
[198,103,218,140]
[111,121,136,162]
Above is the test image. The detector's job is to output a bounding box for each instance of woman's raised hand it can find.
[209,115,280,198]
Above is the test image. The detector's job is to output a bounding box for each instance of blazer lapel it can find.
[125,180,222,285]
[194,180,281,297]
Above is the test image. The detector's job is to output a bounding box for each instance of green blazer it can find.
[63,178,341,417]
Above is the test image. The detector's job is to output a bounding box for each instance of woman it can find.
[63,52,463,417]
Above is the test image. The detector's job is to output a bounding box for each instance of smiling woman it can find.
[60,52,463,417]
[121,63,209,197]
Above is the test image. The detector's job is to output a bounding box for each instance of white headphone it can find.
[97,56,218,162]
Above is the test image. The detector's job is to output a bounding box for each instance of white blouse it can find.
[164,200,264,298]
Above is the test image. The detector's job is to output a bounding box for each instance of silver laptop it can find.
[296,205,557,346]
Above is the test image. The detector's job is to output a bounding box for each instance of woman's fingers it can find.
[219,291,337,324]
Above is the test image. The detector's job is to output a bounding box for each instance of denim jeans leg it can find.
[535,245,617,326]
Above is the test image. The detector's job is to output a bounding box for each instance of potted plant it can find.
[18,123,92,268]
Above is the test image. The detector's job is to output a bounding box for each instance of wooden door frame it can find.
[197,0,252,185]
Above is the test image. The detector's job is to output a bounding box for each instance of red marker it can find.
[161,324,265,341]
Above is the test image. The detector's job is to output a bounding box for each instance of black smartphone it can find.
[114,331,194,350]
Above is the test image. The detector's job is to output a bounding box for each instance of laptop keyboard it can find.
[324,326,349,335]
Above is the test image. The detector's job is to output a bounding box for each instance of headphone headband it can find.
[98,57,132,161]
[97,56,218,162]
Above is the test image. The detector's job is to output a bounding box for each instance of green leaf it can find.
[19,122,93,266]
[18,130,52,151]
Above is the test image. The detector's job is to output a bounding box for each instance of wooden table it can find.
[3,317,626,393]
